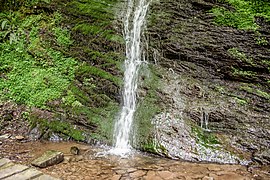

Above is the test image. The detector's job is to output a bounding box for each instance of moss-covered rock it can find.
[0,0,124,144]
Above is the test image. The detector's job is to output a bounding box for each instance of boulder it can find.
[31,150,64,168]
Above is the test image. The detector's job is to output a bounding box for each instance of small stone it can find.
[15,135,24,140]
[31,150,64,168]
[202,176,214,180]
[63,156,71,164]
[74,155,83,162]
[77,146,91,155]
[70,146,80,155]
[0,134,10,139]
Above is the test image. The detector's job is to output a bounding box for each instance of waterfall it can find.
[110,0,149,156]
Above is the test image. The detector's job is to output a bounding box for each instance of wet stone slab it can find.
[0,158,59,180]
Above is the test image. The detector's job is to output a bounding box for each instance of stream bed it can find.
[1,140,269,179]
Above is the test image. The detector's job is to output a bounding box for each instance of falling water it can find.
[110,0,149,156]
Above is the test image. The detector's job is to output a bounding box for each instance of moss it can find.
[228,48,255,65]
[214,85,226,94]
[29,115,85,141]
[234,97,248,105]
[232,67,256,77]
[0,0,123,144]
[141,140,168,156]
[210,0,270,30]
[133,65,162,149]
[0,9,78,109]
[77,63,121,86]
[256,89,270,100]
[84,50,124,69]
[240,85,270,100]
[69,99,119,143]
[191,125,220,148]
[262,59,270,72]
[66,0,115,21]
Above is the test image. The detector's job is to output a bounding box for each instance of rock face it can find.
[31,150,64,168]
[0,0,269,166]
[133,0,270,165]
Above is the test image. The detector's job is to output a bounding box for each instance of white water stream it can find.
[110,0,149,156]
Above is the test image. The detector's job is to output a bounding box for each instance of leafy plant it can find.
[0,10,77,109]
[210,0,270,30]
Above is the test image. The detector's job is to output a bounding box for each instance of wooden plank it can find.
[0,164,29,179]
[0,158,11,167]
[33,174,60,180]
[5,168,43,180]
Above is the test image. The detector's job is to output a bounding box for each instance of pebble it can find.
[202,176,214,180]
[0,134,10,139]
[15,135,24,140]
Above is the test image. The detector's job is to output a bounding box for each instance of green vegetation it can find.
[29,116,85,141]
[191,125,220,148]
[240,85,270,99]
[232,67,256,77]
[141,140,168,156]
[134,65,162,149]
[0,11,77,109]
[228,48,254,65]
[0,0,51,11]
[255,31,268,45]
[78,64,121,86]
[67,0,124,44]
[0,0,123,143]
[210,0,270,30]
[234,97,248,105]
[262,59,270,72]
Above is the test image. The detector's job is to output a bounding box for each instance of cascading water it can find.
[109,0,149,156]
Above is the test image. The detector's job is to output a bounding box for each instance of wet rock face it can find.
[144,0,270,164]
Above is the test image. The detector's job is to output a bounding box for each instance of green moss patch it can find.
[240,85,270,100]
[133,65,162,149]
[0,11,77,109]
[210,0,270,30]
[191,125,220,149]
